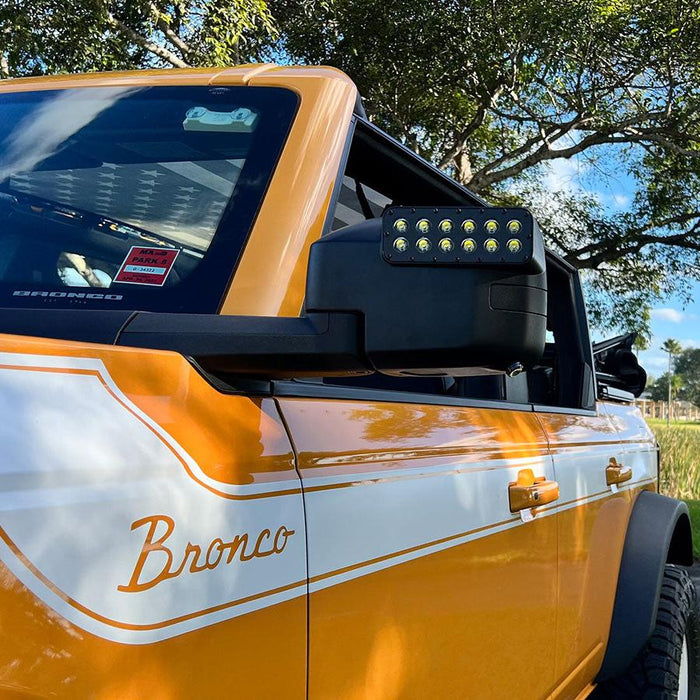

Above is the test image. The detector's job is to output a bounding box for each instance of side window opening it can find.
[516,254,595,410]
[331,176,391,231]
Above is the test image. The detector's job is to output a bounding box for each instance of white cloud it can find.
[641,351,671,374]
[651,308,686,323]
[543,157,588,194]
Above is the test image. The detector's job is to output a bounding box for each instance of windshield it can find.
[0,85,297,311]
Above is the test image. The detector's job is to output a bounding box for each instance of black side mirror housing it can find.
[305,208,546,376]
[117,207,548,378]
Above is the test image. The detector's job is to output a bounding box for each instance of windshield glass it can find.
[0,85,297,311]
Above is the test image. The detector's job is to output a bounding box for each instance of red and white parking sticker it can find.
[114,247,179,286]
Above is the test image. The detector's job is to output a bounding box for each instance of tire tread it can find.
[593,565,700,699]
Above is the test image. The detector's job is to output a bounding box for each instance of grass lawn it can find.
[651,423,700,499]
[647,418,700,429]
[648,420,700,559]
[685,500,700,561]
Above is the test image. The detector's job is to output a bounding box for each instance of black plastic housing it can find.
[305,218,546,376]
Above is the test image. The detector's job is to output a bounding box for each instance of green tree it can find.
[273,0,700,332]
[0,0,276,77]
[674,347,700,406]
[648,372,683,402]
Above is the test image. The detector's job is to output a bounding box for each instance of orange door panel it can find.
[278,395,559,699]
[537,405,656,698]
[0,335,306,698]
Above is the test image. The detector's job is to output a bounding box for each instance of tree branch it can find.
[0,28,10,79]
[564,214,700,269]
[105,12,190,68]
[149,2,194,61]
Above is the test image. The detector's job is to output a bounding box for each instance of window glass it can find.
[331,176,391,231]
[0,85,297,311]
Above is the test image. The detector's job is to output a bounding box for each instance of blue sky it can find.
[636,295,700,379]
[540,152,700,380]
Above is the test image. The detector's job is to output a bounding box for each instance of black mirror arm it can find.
[117,311,371,378]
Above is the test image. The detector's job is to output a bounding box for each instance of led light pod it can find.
[394,218,408,233]
[507,238,522,254]
[416,237,431,253]
[461,238,477,253]
[462,219,476,233]
[416,219,431,234]
[439,238,454,253]
[484,220,499,234]
[439,219,453,233]
[484,238,499,253]
[393,237,409,252]
[507,220,522,234]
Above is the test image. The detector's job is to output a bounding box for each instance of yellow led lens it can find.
[507,238,522,253]
[393,236,409,253]
[439,219,453,233]
[484,219,499,234]
[394,218,408,233]
[438,237,454,253]
[416,218,431,234]
[462,219,476,233]
[484,238,499,253]
[461,238,477,253]
[416,237,431,253]
[507,219,522,234]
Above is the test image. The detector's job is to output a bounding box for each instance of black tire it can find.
[593,565,700,699]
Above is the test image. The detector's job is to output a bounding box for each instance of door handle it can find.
[606,458,632,487]
[509,468,559,514]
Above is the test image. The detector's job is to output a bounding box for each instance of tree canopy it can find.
[0,1,275,76]
[673,347,700,406]
[3,0,700,334]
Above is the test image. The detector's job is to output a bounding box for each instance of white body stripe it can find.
[304,455,549,591]
[0,353,306,644]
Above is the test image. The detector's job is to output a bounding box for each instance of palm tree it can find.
[661,338,683,424]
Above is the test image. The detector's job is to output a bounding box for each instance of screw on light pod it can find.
[507,219,522,234]
[394,218,408,233]
[506,239,522,254]
[484,238,499,253]
[461,238,477,253]
[438,238,454,253]
[416,219,431,234]
[438,219,453,233]
[393,237,409,252]
[462,219,476,233]
[484,219,499,234]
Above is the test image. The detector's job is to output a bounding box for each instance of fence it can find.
[636,399,700,422]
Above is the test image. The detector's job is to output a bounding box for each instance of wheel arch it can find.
[596,490,693,682]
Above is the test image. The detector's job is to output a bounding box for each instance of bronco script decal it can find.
[120,515,296,593]
[0,352,306,644]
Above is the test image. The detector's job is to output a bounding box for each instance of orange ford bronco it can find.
[0,65,696,699]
